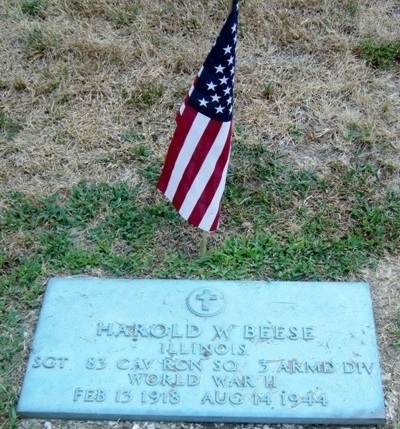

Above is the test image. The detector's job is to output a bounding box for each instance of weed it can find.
[112,6,138,28]
[21,0,47,17]
[394,317,400,347]
[139,85,164,107]
[262,82,274,99]
[184,16,201,31]
[346,122,375,147]
[13,75,28,91]
[141,163,162,184]
[0,110,21,140]
[344,0,358,17]
[125,85,164,108]
[120,87,130,100]
[357,39,400,69]
[133,144,151,159]
[120,128,144,143]
[287,124,306,143]
[22,27,47,58]
[174,58,187,73]
[34,69,61,95]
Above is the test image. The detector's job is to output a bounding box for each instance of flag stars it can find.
[198,98,208,107]
[185,1,238,121]
[223,45,232,55]
[207,81,217,91]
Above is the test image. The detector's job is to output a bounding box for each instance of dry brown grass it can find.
[1,0,399,204]
[1,0,400,427]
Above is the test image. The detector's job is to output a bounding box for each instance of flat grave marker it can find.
[18,278,385,424]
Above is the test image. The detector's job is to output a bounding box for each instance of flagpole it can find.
[200,230,208,256]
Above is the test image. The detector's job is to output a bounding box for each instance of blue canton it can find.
[187,1,239,122]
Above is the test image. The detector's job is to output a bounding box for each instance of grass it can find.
[111,6,138,29]
[21,27,49,59]
[122,84,165,108]
[357,39,400,70]
[1,0,400,427]
[2,150,398,279]
[0,111,20,141]
[21,0,47,17]
[394,317,400,347]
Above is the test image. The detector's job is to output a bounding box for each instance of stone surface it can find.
[17,278,385,424]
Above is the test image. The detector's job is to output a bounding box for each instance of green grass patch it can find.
[111,6,138,28]
[122,84,165,108]
[120,128,144,143]
[21,0,47,17]
[22,26,48,59]
[344,0,359,17]
[357,39,400,69]
[21,26,59,60]
[394,317,400,347]
[287,123,307,143]
[0,110,21,140]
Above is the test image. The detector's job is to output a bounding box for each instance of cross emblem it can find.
[187,287,225,317]
[196,289,217,311]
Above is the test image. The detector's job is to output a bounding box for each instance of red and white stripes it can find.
[157,103,232,231]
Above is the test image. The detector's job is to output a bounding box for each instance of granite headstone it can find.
[17,278,385,424]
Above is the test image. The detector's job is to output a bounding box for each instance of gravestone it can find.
[18,278,385,424]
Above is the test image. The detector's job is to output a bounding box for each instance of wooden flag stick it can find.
[200,230,208,256]
[229,0,235,12]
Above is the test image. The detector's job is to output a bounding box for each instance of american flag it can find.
[157,0,239,232]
